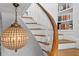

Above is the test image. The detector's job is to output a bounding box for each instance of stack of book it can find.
[58,14,70,21]
[58,23,69,30]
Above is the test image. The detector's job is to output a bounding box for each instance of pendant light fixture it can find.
[1,3,28,52]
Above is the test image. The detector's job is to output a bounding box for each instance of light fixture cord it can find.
[15,7,18,23]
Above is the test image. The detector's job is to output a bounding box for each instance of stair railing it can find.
[37,3,58,56]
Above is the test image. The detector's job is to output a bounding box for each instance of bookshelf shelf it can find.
[58,29,73,32]
[58,7,73,13]
[58,19,72,23]
[58,3,73,31]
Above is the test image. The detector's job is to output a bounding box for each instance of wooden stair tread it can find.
[26,23,37,24]
[29,28,46,30]
[34,34,46,37]
[58,48,79,56]
[59,39,76,44]
[38,41,50,45]
[21,16,32,19]
[26,23,44,26]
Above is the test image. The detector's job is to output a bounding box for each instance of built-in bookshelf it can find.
[58,3,73,30]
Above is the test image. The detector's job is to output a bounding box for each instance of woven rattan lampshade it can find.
[1,3,28,52]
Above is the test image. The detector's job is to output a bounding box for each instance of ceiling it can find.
[0,3,31,16]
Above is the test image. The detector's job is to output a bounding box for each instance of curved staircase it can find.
[21,16,51,55]
[20,3,58,56]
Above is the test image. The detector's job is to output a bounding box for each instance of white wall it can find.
[73,3,79,48]
[0,13,2,36]
[41,3,58,24]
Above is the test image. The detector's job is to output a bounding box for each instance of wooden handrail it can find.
[37,3,58,56]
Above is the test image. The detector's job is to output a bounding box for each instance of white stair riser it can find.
[59,43,75,49]
[39,43,46,49]
[26,24,43,28]
[22,18,35,23]
[30,30,46,35]
[35,36,47,42]
[59,36,64,40]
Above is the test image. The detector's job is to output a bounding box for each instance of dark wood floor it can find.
[58,48,79,56]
